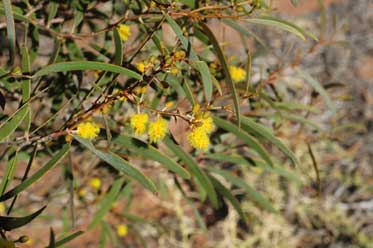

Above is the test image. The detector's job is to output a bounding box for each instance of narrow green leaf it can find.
[54,231,84,247]
[21,47,31,132]
[0,145,70,202]
[114,135,190,179]
[244,16,318,41]
[32,61,142,80]
[213,116,274,168]
[74,136,157,193]
[47,228,56,248]
[298,70,336,115]
[0,149,18,195]
[0,206,46,231]
[2,0,16,65]
[0,105,29,142]
[240,115,299,167]
[89,179,123,230]
[163,136,218,208]
[208,167,277,213]
[113,29,123,66]
[209,175,247,224]
[199,22,241,125]
[192,61,213,103]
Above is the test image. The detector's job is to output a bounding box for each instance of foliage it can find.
[0,0,355,247]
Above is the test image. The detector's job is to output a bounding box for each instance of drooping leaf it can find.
[199,22,241,125]
[163,136,218,208]
[0,144,70,202]
[213,116,274,167]
[32,61,142,80]
[209,175,247,224]
[114,135,190,179]
[0,105,28,142]
[74,136,157,193]
[240,115,299,167]
[192,61,213,103]
[53,231,84,247]
[244,16,318,41]
[0,206,46,231]
[208,167,277,213]
[2,0,16,65]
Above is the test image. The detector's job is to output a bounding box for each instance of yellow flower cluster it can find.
[117,24,131,42]
[148,118,168,143]
[117,224,128,237]
[174,50,186,60]
[187,113,215,151]
[229,65,246,82]
[130,114,168,143]
[76,122,100,140]
[130,113,149,135]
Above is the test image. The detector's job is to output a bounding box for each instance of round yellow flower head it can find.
[78,188,87,197]
[76,122,100,140]
[148,118,168,143]
[117,24,131,42]
[174,50,186,60]
[195,114,214,134]
[229,65,246,82]
[130,113,149,135]
[89,177,101,190]
[136,61,146,73]
[169,67,179,75]
[117,224,128,237]
[187,128,210,151]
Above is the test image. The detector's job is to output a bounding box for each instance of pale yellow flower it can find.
[187,127,210,151]
[229,65,246,82]
[117,24,131,42]
[76,122,100,140]
[148,118,168,143]
[89,177,101,190]
[130,113,149,135]
[117,224,128,237]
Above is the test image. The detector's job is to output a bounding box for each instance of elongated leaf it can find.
[74,136,157,193]
[0,206,46,231]
[32,61,142,80]
[213,116,274,168]
[245,16,318,41]
[298,70,336,115]
[53,231,84,247]
[89,179,123,229]
[163,136,218,208]
[0,144,70,202]
[0,105,28,142]
[113,29,123,65]
[47,228,56,248]
[2,0,16,64]
[21,47,31,132]
[0,149,18,195]
[114,135,190,179]
[204,153,302,184]
[192,61,213,103]
[209,175,247,224]
[199,22,241,125]
[240,115,299,167]
[208,167,276,213]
